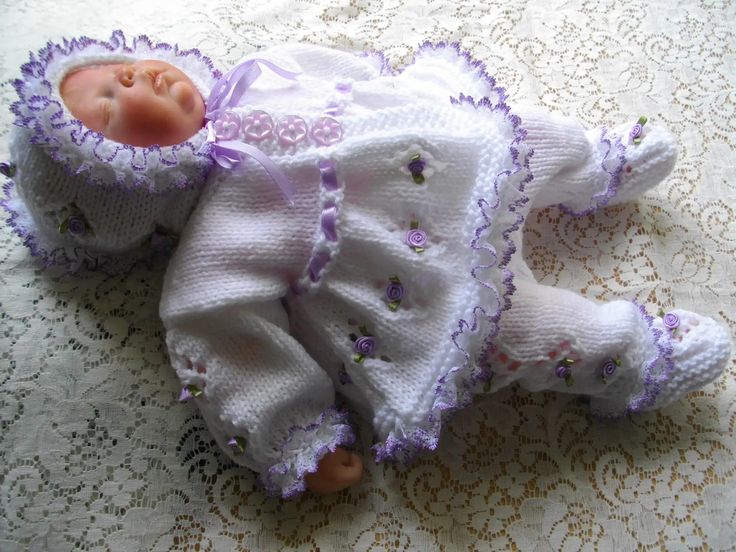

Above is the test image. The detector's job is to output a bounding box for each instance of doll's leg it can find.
[517,108,677,215]
[489,278,730,416]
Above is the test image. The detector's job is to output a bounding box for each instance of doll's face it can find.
[60,60,205,147]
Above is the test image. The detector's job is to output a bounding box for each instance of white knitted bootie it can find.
[522,112,678,214]
[645,309,731,410]
[590,307,730,416]
[605,118,678,207]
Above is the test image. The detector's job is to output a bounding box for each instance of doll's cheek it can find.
[170,81,197,114]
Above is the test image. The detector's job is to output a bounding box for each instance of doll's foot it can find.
[606,117,677,206]
[305,447,363,495]
[645,309,731,410]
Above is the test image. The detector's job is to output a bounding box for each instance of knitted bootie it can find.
[646,309,731,409]
[520,110,677,214]
[590,307,730,416]
[556,118,678,216]
[604,118,678,207]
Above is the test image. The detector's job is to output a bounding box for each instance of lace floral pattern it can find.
[0,0,734,550]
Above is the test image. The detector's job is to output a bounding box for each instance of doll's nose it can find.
[117,66,135,88]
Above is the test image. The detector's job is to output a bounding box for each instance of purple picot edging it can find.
[10,29,221,194]
[369,43,533,464]
[558,127,626,217]
[259,405,355,499]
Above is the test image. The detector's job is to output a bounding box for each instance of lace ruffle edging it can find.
[363,41,508,103]
[371,72,532,463]
[626,302,675,413]
[259,405,355,499]
[557,127,626,217]
[1,180,172,275]
[10,29,220,195]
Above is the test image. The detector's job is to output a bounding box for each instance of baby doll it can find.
[2,31,731,499]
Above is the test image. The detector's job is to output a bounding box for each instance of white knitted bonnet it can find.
[1,30,222,273]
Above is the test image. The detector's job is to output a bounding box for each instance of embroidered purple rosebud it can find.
[311,116,344,146]
[213,110,242,141]
[385,275,404,311]
[600,357,620,383]
[408,154,426,184]
[242,110,274,142]
[0,161,16,178]
[406,221,427,253]
[630,116,648,145]
[663,312,680,330]
[275,115,308,146]
[227,436,247,455]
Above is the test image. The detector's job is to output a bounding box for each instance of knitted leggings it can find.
[488,112,728,415]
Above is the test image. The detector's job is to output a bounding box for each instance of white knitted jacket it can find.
[159,43,723,498]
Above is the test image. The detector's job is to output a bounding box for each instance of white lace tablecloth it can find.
[1,1,734,550]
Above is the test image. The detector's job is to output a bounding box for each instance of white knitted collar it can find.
[11,30,222,194]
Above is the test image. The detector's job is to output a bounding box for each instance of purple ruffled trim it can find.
[558,127,626,217]
[627,302,675,412]
[1,179,171,275]
[258,405,355,499]
[370,44,532,463]
[10,30,220,194]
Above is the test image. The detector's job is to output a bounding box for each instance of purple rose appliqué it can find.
[663,312,680,330]
[630,115,648,145]
[385,276,405,311]
[66,215,87,236]
[406,228,427,251]
[408,154,426,184]
[600,358,619,381]
[354,336,376,356]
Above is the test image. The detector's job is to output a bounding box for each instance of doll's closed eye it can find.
[100,99,112,127]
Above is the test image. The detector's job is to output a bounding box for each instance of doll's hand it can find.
[305,447,363,495]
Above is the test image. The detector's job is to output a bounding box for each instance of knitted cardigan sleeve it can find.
[165,299,354,499]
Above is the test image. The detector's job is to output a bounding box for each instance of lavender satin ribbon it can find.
[203,59,300,204]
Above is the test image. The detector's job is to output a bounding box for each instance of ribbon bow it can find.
[202,59,300,204]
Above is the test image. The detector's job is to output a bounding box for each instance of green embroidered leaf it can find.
[58,218,69,234]
[388,301,400,312]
